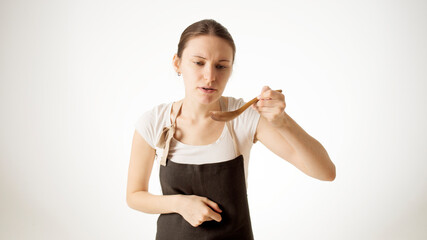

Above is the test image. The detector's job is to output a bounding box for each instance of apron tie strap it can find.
[156,124,176,166]
[156,101,183,166]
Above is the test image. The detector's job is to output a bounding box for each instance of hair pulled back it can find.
[177,19,236,63]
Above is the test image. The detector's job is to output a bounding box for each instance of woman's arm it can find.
[253,87,336,181]
[126,130,180,214]
[126,130,223,226]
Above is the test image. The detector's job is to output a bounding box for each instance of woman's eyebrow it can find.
[192,55,230,62]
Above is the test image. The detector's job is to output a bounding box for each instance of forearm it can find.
[127,191,181,214]
[276,112,336,181]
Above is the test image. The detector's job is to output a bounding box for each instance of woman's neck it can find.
[180,97,221,121]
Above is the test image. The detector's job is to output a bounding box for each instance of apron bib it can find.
[155,97,254,240]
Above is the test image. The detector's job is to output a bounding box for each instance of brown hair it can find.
[177,19,236,63]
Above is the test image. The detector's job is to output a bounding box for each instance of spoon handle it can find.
[237,97,259,113]
[237,89,282,114]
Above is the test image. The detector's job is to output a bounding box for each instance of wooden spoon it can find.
[210,89,282,121]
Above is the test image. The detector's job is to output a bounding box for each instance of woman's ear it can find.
[172,54,181,74]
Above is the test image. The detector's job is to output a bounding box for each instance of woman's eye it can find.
[193,62,226,69]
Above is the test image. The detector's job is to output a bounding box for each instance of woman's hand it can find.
[252,86,287,128]
[176,195,222,227]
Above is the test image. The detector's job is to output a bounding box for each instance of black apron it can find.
[155,97,254,240]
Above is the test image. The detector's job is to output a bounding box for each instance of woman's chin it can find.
[197,94,220,105]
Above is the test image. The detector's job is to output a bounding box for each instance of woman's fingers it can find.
[257,99,284,107]
[179,195,224,227]
[253,86,287,127]
[258,86,283,99]
[254,86,285,109]
[253,100,285,114]
[202,197,222,222]
[202,197,222,213]
[206,208,222,222]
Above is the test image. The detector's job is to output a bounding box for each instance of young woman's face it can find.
[174,35,234,105]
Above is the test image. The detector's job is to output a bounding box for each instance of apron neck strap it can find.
[171,101,183,126]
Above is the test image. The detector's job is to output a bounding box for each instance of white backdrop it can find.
[1,0,426,239]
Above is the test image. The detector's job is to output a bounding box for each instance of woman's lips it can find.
[198,87,217,94]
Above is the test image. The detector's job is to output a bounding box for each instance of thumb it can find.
[262,85,271,92]
[258,85,271,99]
[207,208,222,222]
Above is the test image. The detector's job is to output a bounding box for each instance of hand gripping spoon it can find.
[210,89,282,122]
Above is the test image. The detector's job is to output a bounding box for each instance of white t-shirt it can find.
[134,97,261,184]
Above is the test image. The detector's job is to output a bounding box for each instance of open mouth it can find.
[199,87,217,93]
[201,87,215,91]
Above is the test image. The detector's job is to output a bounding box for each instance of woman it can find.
[126,19,335,240]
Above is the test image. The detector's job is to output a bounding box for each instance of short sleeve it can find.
[134,109,157,149]
[134,103,172,150]
[244,103,261,143]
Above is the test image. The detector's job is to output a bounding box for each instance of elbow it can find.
[324,163,336,181]
[326,172,336,181]
[314,162,336,181]
[126,192,135,209]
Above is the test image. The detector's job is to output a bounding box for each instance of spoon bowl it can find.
[210,89,282,122]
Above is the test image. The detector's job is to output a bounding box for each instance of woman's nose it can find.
[203,65,216,82]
